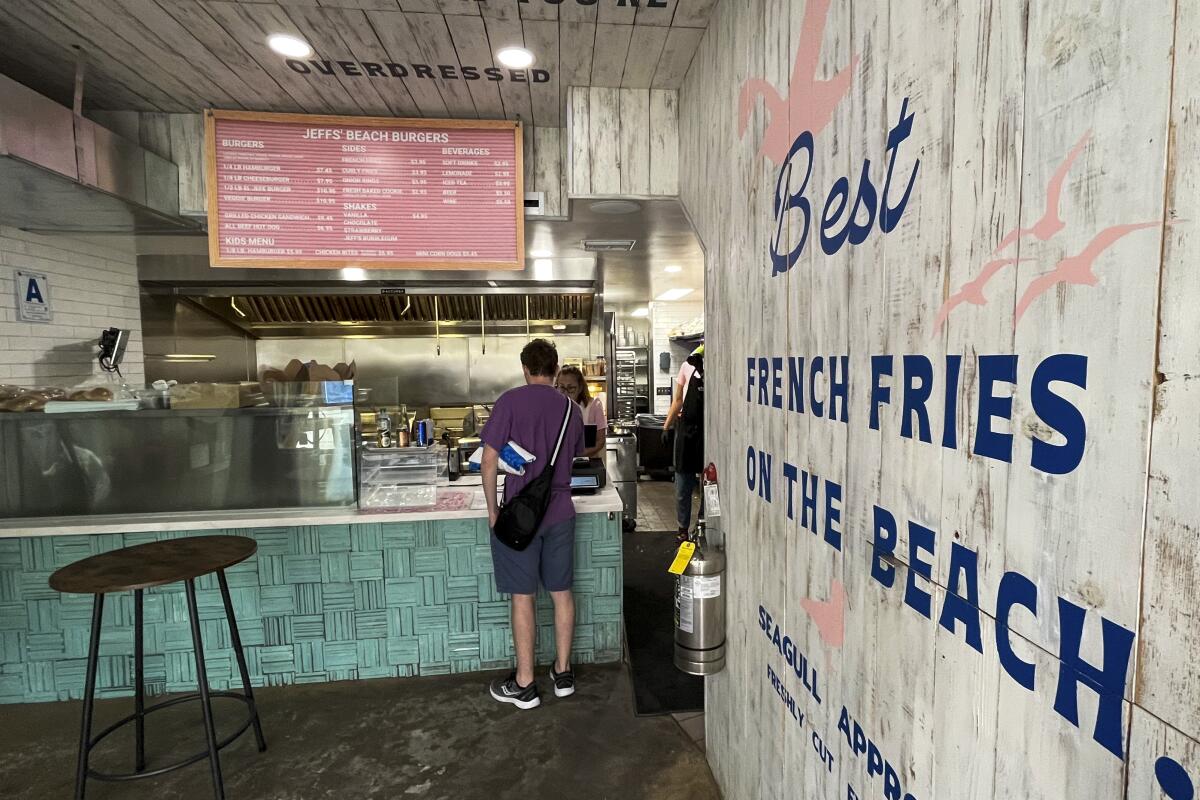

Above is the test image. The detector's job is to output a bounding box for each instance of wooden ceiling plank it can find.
[482,15,534,122]
[650,25,702,88]
[53,0,230,110]
[282,4,394,115]
[668,0,717,28]
[558,2,597,23]
[478,0,520,21]
[517,1,557,21]
[396,0,442,11]
[589,23,634,87]
[444,14,505,118]
[322,7,425,116]
[437,0,479,14]
[558,20,595,88]
[153,0,306,111]
[201,1,353,113]
[399,12,480,119]
[6,0,182,110]
[107,0,279,110]
[0,17,137,110]
[314,1,400,9]
[596,1,636,25]
[621,23,668,88]
[634,0,678,26]
[361,9,453,117]
[522,18,560,126]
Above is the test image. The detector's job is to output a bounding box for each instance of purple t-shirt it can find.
[481,383,585,527]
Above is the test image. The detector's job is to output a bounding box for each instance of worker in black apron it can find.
[665,345,704,541]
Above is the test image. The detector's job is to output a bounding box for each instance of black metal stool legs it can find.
[74,594,104,800]
[134,588,146,773]
[218,570,267,752]
[185,579,226,800]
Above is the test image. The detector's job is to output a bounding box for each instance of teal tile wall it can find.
[0,512,623,704]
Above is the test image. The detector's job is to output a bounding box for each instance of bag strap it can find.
[548,397,573,468]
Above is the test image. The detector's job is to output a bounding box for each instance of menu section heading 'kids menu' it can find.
[204,110,524,270]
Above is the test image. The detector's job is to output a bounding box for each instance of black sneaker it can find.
[489,673,541,710]
[550,664,575,698]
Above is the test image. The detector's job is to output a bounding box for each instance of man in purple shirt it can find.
[480,339,584,710]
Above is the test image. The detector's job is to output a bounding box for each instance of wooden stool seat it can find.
[49,536,257,595]
[50,535,266,800]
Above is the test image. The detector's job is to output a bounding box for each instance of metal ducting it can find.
[0,73,199,234]
[233,293,591,325]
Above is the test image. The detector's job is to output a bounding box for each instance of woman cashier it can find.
[556,365,607,458]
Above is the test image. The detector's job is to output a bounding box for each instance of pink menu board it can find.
[205,110,524,270]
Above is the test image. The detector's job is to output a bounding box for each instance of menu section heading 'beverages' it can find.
[204,110,524,270]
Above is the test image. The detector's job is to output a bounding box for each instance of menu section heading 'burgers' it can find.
[204,110,524,270]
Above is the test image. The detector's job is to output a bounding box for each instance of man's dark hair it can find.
[520,338,559,378]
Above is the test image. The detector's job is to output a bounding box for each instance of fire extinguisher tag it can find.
[703,483,721,517]
[668,541,696,575]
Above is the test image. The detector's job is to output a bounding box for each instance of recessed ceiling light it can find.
[497,47,535,69]
[267,33,313,59]
[664,264,682,273]
[630,308,650,318]
[589,200,641,215]
[533,259,553,281]
[655,288,694,302]
[552,324,567,331]
[530,249,553,258]
[341,268,366,281]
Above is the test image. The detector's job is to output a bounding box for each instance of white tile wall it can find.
[0,226,144,388]
[650,299,703,413]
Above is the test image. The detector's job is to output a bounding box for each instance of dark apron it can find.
[674,366,705,474]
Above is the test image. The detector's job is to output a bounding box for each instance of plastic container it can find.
[359,484,437,511]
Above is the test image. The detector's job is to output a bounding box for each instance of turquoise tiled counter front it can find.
[0,510,622,704]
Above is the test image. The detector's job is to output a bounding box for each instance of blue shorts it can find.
[490,517,576,595]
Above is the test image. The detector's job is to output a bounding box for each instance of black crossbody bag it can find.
[492,398,573,551]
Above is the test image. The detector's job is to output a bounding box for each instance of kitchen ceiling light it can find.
[341,267,366,281]
[267,34,313,59]
[533,258,553,281]
[664,264,683,273]
[588,200,641,215]
[154,354,216,362]
[630,307,650,317]
[656,288,694,302]
[497,47,535,69]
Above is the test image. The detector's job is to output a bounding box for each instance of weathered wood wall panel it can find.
[567,86,679,197]
[679,1,1195,798]
[104,112,566,220]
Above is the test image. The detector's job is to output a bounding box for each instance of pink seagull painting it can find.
[737,0,859,166]
[994,130,1092,254]
[1013,221,1167,324]
[934,258,1032,332]
[800,578,845,649]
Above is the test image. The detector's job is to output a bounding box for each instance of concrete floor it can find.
[635,477,699,533]
[0,663,718,800]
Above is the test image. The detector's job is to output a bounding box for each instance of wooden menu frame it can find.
[204,109,525,271]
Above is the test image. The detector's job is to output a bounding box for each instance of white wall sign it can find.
[14,270,51,323]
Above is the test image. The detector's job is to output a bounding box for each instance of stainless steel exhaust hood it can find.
[0,74,199,235]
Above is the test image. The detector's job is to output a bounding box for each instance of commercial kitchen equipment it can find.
[605,429,638,530]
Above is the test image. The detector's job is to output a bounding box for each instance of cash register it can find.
[570,424,607,494]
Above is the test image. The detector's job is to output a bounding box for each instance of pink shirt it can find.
[676,361,696,402]
[582,397,606,429]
